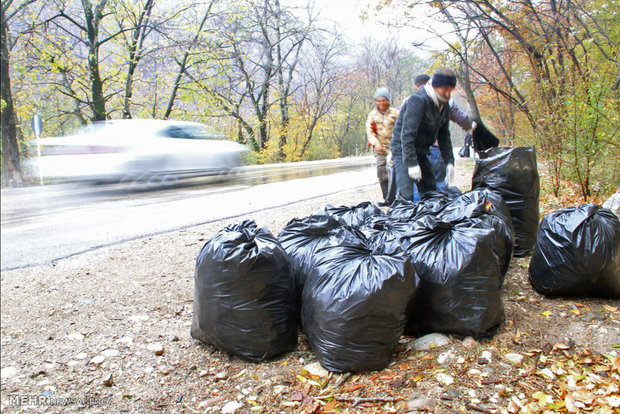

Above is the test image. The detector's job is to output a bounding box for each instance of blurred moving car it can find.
[28,119,248,186]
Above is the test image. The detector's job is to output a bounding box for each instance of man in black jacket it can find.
[391,68,457,200]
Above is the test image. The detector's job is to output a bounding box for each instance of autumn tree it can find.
[114,0,156,119]
[380,0,619,199]
[1,0,41,186]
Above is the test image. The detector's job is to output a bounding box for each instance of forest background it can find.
[1,0,618,202]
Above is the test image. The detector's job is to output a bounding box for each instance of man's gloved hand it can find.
[445,163,455,186]
[408,165,422,182]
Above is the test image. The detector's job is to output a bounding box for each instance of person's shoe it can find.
[378,200,390,207]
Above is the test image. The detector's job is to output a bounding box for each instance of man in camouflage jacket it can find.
[366,87,400,205]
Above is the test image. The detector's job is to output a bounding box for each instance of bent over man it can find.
[410,73,476,201]
[391,68,457,199]
[365,87,399,205]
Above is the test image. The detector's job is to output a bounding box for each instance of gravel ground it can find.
[2,157,618,414]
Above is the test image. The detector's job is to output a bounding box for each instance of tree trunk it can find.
[122,0,154,119]
[1,9,23,186]
[82,0,109,121]
[459,58,480,121]
[163,2,213,119]
[274,0,288,160]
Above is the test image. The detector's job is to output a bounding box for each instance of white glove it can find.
[471,120,477,132]
[408,165,422,182]
[445,163,455,186]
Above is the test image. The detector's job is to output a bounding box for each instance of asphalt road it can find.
[1,157,376,271]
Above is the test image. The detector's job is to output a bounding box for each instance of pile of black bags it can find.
[192,194,514,371]
[528,204,620,299]
[190,146,619,373]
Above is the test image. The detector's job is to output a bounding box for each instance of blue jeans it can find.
[413,146,446,202]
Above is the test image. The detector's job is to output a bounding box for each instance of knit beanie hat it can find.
[414,74,431,87]
[374,87,390,100]
[431,72,457,88]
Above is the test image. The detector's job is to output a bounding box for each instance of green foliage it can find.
[422,0,620,200]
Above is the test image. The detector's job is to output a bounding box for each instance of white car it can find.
[29,119,248,185]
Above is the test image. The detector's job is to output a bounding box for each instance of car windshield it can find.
[56,120,224,141]
[157,125,215,139]
[71,123,109,135]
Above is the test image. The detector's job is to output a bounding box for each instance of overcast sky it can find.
[281,0,400,40]
[282,0,445,54]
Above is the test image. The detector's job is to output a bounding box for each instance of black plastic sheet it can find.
[191,220,297,361]
[528,204,620,299]
[472,147,540,256]
[301,228,418,372]
[402,216,504,338]
[315,201,384,227]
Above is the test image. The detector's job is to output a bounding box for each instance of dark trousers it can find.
[385,165,397,204]
[393,150,438,201]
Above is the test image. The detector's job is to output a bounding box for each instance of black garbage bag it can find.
[302,228,418,372]
[472,147,540,256]
[528,204,620,299]
[278,214,342,320]
[191,220,297,362]
[422,187,463,201]
[440,189,515,277]
[459,133,472,158]
[359,215,416,254]
[472,120,500,151]
[387,194,451,222]
[402,216,504,338]
[442,189,511,224]
[315,201,383,228]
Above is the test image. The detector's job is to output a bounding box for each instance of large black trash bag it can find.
[528,204,620,299]
[301,228,418,372]
[191,220,297,362]
[359,215,416,253]
[387,194,451,222]
[441,189,511,224]
[315,201,383,228]
[402,216,504,338]
[440,189,515,277]
[472,147,540,256]
[278,214,342,320]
